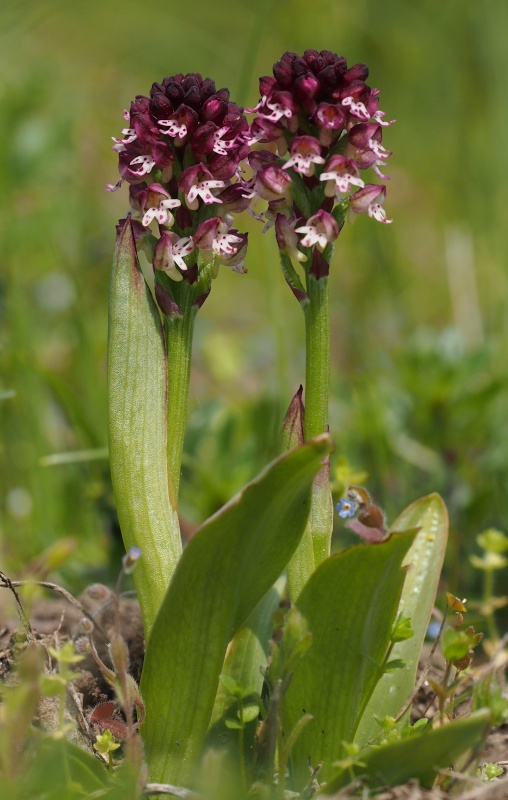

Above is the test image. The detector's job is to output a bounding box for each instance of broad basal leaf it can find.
[323,709,491,793]
[355,493,448,745]
[108,218,181,635]
[284,530,416,788]
[140,434,333,785]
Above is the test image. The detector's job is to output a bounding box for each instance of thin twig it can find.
[394,607,448,722]
[0,577,109,641]
[0,570,35,642]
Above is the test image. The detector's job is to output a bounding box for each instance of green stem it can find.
[303,274,333,566]
[238,698,247,794]
[303,274,330,442]
[165,289,197,506]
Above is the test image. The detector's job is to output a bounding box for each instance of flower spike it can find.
[247,49,394,273]
[108,72,251,306]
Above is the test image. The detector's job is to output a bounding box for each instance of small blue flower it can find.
[336,497,357,519]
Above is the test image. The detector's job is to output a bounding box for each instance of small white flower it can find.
[341,96,370,121]
[142,197,181,227]
[212,127,238,156]
[372,110,396,126]
[159,119,188,139]
[112,128,137,146]
[186,179,225,209]
[320,170,364,196]
[368,203,392,224]
[129,155,155,176]
[294,225,328,249]
[283,152,325,177]
[212,232,243,256]
[172,237,195,271]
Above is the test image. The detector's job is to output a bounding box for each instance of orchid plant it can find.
[99,51,492,797]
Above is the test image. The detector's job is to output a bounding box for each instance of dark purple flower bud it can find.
[272,53,295,88]
[294,73,319,114]
[149,86,174,119]
[151,141,174,177]
[207,152,242,181]
[201,95,229,124]
[217,183,252,214]
[343,63,370,84]
[248,150,280,173]
[258,75,276,97]
[132,112,160,143]
[254,165,292,202]
[191,120,218,155]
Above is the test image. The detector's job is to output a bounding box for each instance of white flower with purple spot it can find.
[341,96,370,121]
[142,196,181,227]
[158,119,188,139]
[295,210,340,250]
[283,135,325,177]
[129,155,156,177]
[186,179,225,210]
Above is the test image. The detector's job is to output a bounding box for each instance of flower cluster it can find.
[245,50,394,271]
[108,73,250,288]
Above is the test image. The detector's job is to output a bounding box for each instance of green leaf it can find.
[383,659,407,672]
[279,251,309,304]
[391,615,414,643]
[323,709,491,793]
[218,674,243,698]
[140,434,333,785]
[283,530,416,788]
[207,578,284,755]
[442,628,470,661]
[108,218,182,635]
[241,704,260,724]
[21,736,110,800]
[289,171,312,218]
[355,494,448,745]
[224,718,243,730]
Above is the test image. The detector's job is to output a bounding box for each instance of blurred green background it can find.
[1,0,507,599]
